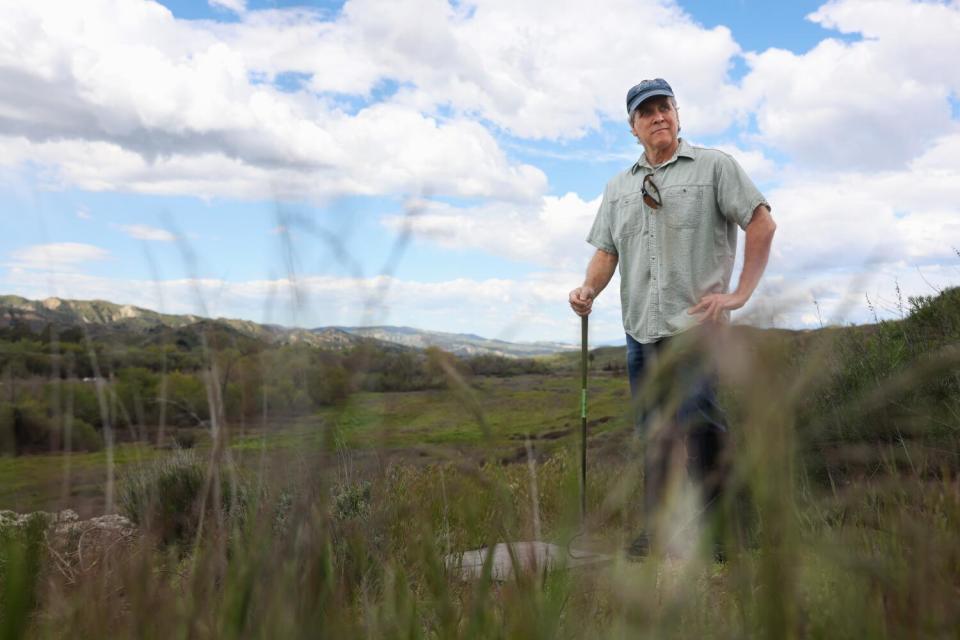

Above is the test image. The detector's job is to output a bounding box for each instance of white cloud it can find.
[0,0,546,202]
[766,131,960,275]
[117,224,177,241]
[2,0,957,194]
[752,263,958,330]
[8,243,110,272]
[1,0,822,207]
[214,0,744,138]
[326,0,745,138]
[76,206,92,220]
[735,128,960,330]
[810,0,960,88]
[383,191,600,271]
[911,131,960,171]
[209,0,245,14]
[739,0,960,169]
[705,143,779,184]
[0,123,545,202]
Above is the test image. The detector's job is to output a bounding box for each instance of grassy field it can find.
[0,371,627,515]
[2,290,960,638]
[0,443,161,517]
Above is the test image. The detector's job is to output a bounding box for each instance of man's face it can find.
[630,96,679,152]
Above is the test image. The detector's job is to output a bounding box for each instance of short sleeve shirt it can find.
[586,139,769,344]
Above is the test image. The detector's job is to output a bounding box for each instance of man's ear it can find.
[630,113,642,144]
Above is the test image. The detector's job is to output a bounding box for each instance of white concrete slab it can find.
[445,540,612,582]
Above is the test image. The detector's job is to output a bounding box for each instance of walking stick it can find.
[580,313,588,527]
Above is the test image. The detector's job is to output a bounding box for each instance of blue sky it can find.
[2,0,959,343]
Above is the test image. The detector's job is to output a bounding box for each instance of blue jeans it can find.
[626,331,729,522]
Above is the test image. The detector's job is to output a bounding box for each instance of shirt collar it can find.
[631,138,695,174]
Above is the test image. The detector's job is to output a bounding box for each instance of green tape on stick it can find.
[580,389,587,419]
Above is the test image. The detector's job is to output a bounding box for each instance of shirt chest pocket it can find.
[614,191,645,239]
[660,185,705,229]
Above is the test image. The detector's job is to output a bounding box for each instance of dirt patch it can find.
[499,446,529,465]
[587,416,613,427]
[508,427,573,442]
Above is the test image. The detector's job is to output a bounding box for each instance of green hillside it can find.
[0,294,573,355]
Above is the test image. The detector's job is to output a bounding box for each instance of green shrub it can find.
[165,372,210,427]
[332,480,371,521]
[116,366,160,425]
[118,450,245,546]
[308,364,352,407]
[53,382,104,429]
[68,417,102,452]
[0,399,58,454]
[0,403,13,455]
[0,399,101,454]
[9,399,52,452]
[172,428,197,449]
[463,354,551,376]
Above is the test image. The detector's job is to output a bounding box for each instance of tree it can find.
[163,372,210,427]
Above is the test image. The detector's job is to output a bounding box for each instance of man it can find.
[568,78,776,558]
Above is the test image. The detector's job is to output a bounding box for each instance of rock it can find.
[446,541,612,581]
[64,514,135,537]
[57,509,80,523]
[0,509,52,531]
[17,510,137,580]
[49,511,136,555]
[1,508,137,572]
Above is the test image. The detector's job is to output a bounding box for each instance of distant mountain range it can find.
[334,326,577,358]
[0,295,576,358]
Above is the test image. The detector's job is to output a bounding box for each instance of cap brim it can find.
[627,89,674,115]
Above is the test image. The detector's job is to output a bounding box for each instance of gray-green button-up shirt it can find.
[586,139,769,344]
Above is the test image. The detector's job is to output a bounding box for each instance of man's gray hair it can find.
[628,96,678,128]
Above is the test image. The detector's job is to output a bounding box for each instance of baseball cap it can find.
[626,78,674,115]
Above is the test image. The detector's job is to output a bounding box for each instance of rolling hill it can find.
[0,295,575,357]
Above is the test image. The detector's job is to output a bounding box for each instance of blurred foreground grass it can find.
[1,288,959,638]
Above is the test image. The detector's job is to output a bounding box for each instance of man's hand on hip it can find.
[688,292,746,324]
[569,286,597,316]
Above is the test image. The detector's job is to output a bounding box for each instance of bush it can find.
[332,480,371,521]
[68,418,102,452]
[809,287,960,444]
[308,364,352,407]
[116,367,160,425]
[0,399,56,454]
[65,382,104,429]
[172,428,197,449]
[463,354,551,376]
[0,399,101,454]
[0,403,13,455]
[0,400,101,454]
[118,450,245,547]
[165,372,209,427]
[9,399,52,452]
